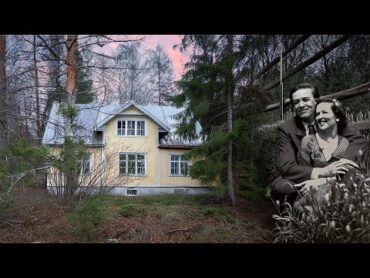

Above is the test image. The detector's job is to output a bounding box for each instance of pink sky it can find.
[100,35,190,80]
[141,35,190,80]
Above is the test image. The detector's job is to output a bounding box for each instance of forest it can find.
[0,35,370,243]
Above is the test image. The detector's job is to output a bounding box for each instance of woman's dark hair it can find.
[315,97,348,133]
[289,82,320,105]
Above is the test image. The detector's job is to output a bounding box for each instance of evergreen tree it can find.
[75,48,95,104]
[173,35,274,205]
[173,35,247,205]
[45,35,66,112]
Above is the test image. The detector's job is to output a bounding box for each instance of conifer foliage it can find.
[172,35,271,205]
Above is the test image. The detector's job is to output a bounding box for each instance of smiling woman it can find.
[294,97,360,211]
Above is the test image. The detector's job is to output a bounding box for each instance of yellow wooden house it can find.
[42,102,210,196]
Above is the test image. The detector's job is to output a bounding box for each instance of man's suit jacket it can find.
[277,116,366,184]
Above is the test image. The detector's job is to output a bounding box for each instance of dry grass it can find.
[0,188,274,243]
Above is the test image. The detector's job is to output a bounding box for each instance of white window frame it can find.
[169,154,190,177]
[78,154,91,176]
[119,153,147,176]
[126,189,138,196]
[116,119,147,137]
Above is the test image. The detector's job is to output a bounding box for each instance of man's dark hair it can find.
[315,97,348,134]
[289,82,320,105]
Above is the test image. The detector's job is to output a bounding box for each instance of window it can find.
[119,153,146,176]
[127,189,137,196]
[170,155,189,176]
[137,121,145,136]
[77,155,91,176]
[117,120,145,136]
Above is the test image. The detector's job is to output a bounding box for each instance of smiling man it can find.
[270,83,366,206]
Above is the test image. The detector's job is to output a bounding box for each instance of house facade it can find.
[42,102,211,196]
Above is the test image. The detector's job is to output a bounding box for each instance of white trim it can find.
[157,133,161,186]
[97,103,170,131]
[168,153,190,177]
[79,154,92,176]
[119,152,147,176]
[115,118,148,137]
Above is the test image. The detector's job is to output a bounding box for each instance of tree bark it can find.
[65,35,77,137]
[65,35,78,198]
[0,35,8,149]
[226,35,236,207]
[33,35,42,144]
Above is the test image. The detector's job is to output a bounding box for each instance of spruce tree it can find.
[172,35,242,205]
[75,48,95,104]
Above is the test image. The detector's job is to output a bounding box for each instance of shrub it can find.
[254,122,281,186]
[272,170,370,243]
[0,139,49,193]
[69,195,106,241]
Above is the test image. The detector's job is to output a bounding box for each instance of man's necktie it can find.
[308,124,316,135]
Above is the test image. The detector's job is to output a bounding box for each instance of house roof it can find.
[42,102,202,146]
[95,102,178,132]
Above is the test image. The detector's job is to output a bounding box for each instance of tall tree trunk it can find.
[33,35,42,144]
[226,35,236,207]
[65,34,78,198]
[65,35,77,136]
[227,86,235,207]
[0,35,8,149]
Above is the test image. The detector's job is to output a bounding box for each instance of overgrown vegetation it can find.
[0,192,269,243]
[0,139,49,194]
[68,195,106,241]
[272,169,370,243]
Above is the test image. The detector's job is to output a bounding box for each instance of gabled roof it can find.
[42,102,202,146]
[95,102,179,132]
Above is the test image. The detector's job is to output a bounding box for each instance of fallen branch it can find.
[0,165,50,199]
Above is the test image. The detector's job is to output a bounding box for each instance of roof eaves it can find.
[96,103,170,132]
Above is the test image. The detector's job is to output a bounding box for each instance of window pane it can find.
[137,121,145,136]
[137,154,144,161]
[117,121,125,135]
[170,162,176,175]
[119,154,127,175]
[128,161,135,174]
[128,121,135,135]
[120,154,126,161]
[137,161,145,175]
[173,162,179,175]
[83,158,90,175]
[128,154,135,161]
[78,155,91,175]
[180,162,189,176]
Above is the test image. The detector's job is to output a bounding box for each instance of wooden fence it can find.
[347,111,370,138]
[264,81,370,136]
